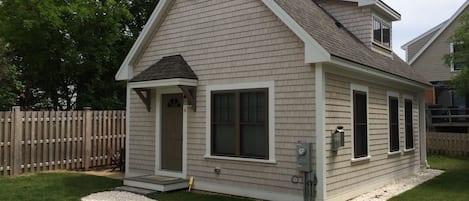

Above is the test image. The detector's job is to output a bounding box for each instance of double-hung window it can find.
[373,17,391,48]
[211,88,268,159]
[450,42,468,71]
[352,85,368,159]
[404,98,414,149]
[388,95,399,152]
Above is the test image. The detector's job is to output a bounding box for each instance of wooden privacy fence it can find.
[427,132,469,157]
[0,107,126,175]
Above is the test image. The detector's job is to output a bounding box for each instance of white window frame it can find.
[450,42,463,72]
[372,15,392,49]
[350,83,371,162]
[205,81,276,164]
[387,91,401,155]
[403,94,415,152]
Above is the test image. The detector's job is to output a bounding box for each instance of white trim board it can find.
[115,0,331,81]
[328,56,431,90]
[408,1,469,65]
[116,0,174,80]
[194,180,302,201]
[386,91,400,154]
[350,83,371,160]
[154,87,187,179]
[401,20,446,51]
[204,81,276,163]
[315,63,326,201]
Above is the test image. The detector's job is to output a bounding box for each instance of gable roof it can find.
[116,0,429,86]
[274,0,428,84]
[401,20,447,52]
[130,55,197,82]
[408,0,469,65]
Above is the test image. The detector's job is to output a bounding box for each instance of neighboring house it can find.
[115,0,430,201]
[402,1,469,108]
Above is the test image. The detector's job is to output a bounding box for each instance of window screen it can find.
[389,96,399,152]
[405,99,414,149]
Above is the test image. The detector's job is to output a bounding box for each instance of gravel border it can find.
[350,169,444,201]
[81,191,156,201]
[82,169,443,201]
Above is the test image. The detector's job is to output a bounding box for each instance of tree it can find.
[0,0,159,110]
[0,40,23,110]
[444,13,469,96]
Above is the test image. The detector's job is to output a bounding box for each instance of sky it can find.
[383,0,467,60]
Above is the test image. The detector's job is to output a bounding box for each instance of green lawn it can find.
[147,191,252,201]
[390,155,469,201]
[0,172,121,201]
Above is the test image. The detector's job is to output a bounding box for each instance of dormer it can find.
[315,0,401,57]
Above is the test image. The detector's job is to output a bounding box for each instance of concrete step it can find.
[124,175,189,192]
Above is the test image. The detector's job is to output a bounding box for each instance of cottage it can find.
[115,0,431,200]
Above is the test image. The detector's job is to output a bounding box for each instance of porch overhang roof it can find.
[130,55,198,83]
[129,55,198,112]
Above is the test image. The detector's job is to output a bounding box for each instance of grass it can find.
[0,172,121,201]
[390,155,469,201]
[147,190,252,201]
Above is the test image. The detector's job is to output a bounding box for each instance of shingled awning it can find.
[131,55,198,82]
[131,55,198,112]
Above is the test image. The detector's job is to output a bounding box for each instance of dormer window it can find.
[373,17,391,48]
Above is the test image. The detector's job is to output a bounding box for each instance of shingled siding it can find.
[406,30,438,62]
[316,0,372,48]
[412,6,469,82]
[324,72,421,201]
[131,0,315,197]
[128,89,156,175]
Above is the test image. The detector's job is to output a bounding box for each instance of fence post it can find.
[11,106,22,175]
[83,107,92,171]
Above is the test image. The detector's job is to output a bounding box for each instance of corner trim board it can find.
[194,180,302,201]
[315,63,326,201]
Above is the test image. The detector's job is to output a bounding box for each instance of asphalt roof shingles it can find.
[274,0,429,85]
[130,55,198,82]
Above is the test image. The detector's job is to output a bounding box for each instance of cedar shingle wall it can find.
[324,72,421,201]
[128,89,156,174]
[316,0,372,48]
[130,0,316,196]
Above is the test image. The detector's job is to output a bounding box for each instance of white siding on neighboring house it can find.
[129,0,316,198]
[324,72,421,201]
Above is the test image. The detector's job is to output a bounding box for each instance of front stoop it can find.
[123,175,189,192]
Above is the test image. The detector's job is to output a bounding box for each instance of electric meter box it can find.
[296,143,312,172]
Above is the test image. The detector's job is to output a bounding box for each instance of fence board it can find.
[0,109,125,175]
[427,132,469,157]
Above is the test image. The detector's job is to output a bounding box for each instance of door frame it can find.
[155,87,187,179]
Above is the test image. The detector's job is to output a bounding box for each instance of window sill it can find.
[204,155,277,164]
[403,148,415,153]
[351,155,371,164]
[372,41,391,50]
[387,151,401,156]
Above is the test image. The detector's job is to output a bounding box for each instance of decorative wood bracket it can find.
[134,88,152,112]
[178,85,197,112]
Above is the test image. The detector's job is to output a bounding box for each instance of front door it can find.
[161,93,183,172]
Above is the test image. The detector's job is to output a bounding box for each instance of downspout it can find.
[315,63,326,201]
